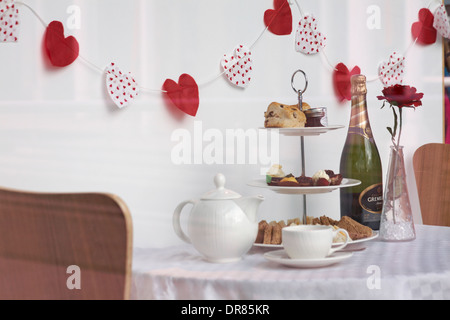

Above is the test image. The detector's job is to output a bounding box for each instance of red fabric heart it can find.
[163,74,199,117]
[44,21,79,67]
[411,8,437,45]
[333,63,361,102]
[264,0,292,36]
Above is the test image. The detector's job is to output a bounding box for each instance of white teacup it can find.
[282,225,350,260]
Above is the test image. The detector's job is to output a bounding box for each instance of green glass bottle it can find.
[339,75,383,230]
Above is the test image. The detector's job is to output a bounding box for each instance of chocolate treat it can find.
[330,174,342,186]
[266,170,342,187]
[330,174,343,186]
[316,178,330,186]
[325,170,343,186]
[296,175,313,186]
[267,177,283,186]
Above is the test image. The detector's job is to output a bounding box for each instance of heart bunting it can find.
[221,45,253,88]
[105,62,140,109]
[333,63,361,102]
[264,0,292,36]
[295,14,326,55]
[411,8,437,45]
[44,20,79,67]
[433,4,450,39]
[163,74,199,117]
[378,52,405,87]
[0,0,19,42]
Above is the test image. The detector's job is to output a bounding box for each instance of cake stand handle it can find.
[292,69,309,224]
[292,69,308,177]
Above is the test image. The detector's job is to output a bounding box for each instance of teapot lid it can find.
[201,174,241,200]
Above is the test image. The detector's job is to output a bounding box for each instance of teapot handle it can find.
[173,200,196,244]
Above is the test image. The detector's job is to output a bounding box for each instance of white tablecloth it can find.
[131,225,450,300]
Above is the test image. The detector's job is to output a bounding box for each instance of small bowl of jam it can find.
[305,107,328,127]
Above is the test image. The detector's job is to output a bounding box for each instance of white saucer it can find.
[264,250,352,268]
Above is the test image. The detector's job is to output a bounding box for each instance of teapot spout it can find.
[234,195,264,222]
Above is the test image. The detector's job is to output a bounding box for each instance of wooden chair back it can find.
[0,188,133,300]
[413,143,450,227]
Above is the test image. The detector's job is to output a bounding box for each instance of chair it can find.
[0,188,133,300]
[413,143,450,227]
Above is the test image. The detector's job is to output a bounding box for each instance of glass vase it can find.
[379,146,416,241]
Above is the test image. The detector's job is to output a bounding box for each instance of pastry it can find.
[270,221,282,245]
[255,220,288,245]
[266,169,342,187]
[264,102,310,128]
[256,220,268,243]
[312,170,331,186]
[256,217,322,245]
[278,176,300,186]
[263,223,273,244]
[312,215,335,227]
[312,215,373,240]
[266,164,286,185]
[337,216,373,240]
[267,164,285,178]
[287,218,301,226]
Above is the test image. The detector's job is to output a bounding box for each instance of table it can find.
[131,225,450,300]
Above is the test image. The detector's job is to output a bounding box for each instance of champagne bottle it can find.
[340,75,383,230]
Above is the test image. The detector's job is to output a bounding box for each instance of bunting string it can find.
[0,0,447,115]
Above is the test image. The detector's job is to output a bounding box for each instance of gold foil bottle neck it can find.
[351,74,367,96]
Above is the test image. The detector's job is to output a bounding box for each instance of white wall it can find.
[0,0,443,248]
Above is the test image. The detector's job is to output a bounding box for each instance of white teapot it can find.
[173,173,264,263]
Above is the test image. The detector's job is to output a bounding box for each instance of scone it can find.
[264,102,310,128]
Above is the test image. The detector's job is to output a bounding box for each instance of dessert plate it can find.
[261,125,345,136]
[247,178,361,195]
[264,250,352,268]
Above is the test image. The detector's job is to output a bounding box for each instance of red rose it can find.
[378,84,424,147]
[377,85,424,108]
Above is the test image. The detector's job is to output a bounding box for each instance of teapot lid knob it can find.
[214,173,226,190]
[201,173,241,200]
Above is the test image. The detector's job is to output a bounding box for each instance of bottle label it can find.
[359,183,383,214]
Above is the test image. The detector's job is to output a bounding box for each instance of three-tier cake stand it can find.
[248,70,361,224]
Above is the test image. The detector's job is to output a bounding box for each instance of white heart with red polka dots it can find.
[433,4,450,39]
[105,63,139,109]
[295,14,326,55]
[0,0,19,42]
[378,52,405,87]
[221,44,253,88]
